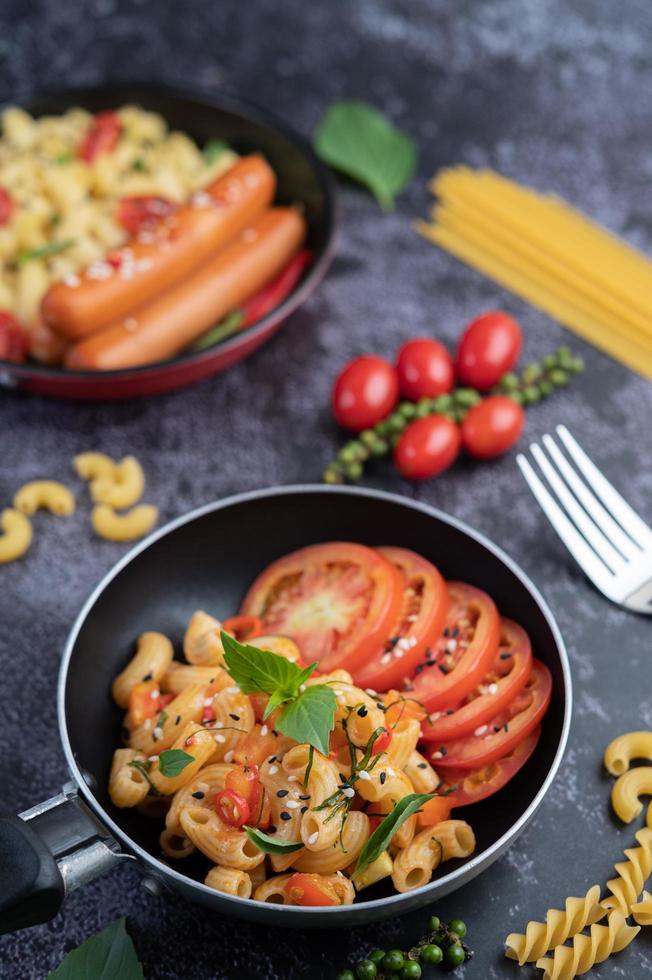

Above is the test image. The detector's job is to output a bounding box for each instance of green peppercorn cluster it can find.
[323,346,584,484]
[336,914,472,979]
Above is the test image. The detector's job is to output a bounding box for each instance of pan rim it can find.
[57,484,572,917]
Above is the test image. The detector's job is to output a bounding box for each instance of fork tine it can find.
[556,425,652,549]
[516,453,617,594]
[532,442,627,570]
[542,434,640,561]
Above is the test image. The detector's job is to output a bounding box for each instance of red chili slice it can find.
[215,788,250,828]
[0,188,14,226]
[116,195,176,235]
[421,618,533,743]
[430,660,552,770]
[79,110,122,162]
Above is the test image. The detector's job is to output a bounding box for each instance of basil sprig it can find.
[243,826,304,856]
[221,632,336,755]
[355,793,438,875]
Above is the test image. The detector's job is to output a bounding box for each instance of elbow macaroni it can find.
[13,480,75,516]
[0,508,32,563]
[91,503,158,542]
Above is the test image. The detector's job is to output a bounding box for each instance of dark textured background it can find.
[2,1,652,977]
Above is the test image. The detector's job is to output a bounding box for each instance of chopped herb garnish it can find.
[16,239,74,265]
[158,748,194,778]
[203,138,229,165]
[131,157,146,171]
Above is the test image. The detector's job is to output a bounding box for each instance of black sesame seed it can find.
[415,664,424,675]
[452,627,459,637]
[357,706,368,718]
[439,664,450,674]
[229,713,240,721]
[175,715,181,725]
[300,806,308,814]
[439,746,447,756]
[443,627,450,637]
[280,811,291,821]
[338,773,347,783]
[380,771,387,785]
[417,762,427,769]
[499,652,512,660]
[446,709,455,715]
[142,672,153,682]
[267,825,277,834]
[494,726,501,733]
[426,661,437,668]
[191,791,205,799]
[268,756,277,763]
[276,789,289,798]
[504,722,509,732]
[298,794,311,801]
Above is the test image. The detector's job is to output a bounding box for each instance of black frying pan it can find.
[0,486,571,932]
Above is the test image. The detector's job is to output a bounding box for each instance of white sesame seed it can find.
[432,751,443,759]
[214,721,224,729]
[333,690,343,697]
[365,688,377,697]
[153,727,163,740]
[357,770,371,781]
[268,765,279,775]
[191,190,213,207]
[406,614,418,622]
[224,750,235,763]
[337,695,346,705]
[307,831,319,845]
[260,725,269,737]
[148,755,158,762]
[63,273,80,287]
[380,653,392,665]
[203,697,213,707]
[474,725,488,736]
[341,787,354,798]
[226,686,240,694]
[488,683,498,695]
[214,734,226,743]
[386,767,396,776]
[394,649,404,659]
[409,636,418,648]
[287,775,298,783]
[143,719,152,730]
[446,639,458,653]
[285,800,300,809]
[299,684,306,693]
[429,712,442,722]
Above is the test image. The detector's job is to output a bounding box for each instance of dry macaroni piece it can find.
[0,507,33,564]
[91,502,158,542]
[107,615,477,906]
[90,455,145,509]
[604,731,652,777]
[611,767,652,824]
[13,479,75,516]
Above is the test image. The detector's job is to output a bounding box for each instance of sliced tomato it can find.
[222,615,264,642]
[431,660,552,770]
[0,188,14,226]
[116,195,176,235]
[0,311,28,363]
[79,110,122,162]
[421,618,532,743]
[240,542,404,674]
[284,872,339,906]
[127,680,173,729]
[436,728,541,807]
[353,546,449,691]
[407,582,500,712]
[416,796,452,828]
[233,728,279,768]
[215,788,250,828]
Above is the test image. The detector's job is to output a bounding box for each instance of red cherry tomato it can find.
[461,395,525,459]
[437,728,541,807]
[284,873,339,906]
[395,338,455,401]
[0,311,28,363]
[332,355,399,431]
[78,110,122,162]
[0,188,14,226]
[116,195,176,235]
[394,415,461,480]
[215,788,250,828]
[456,311,522,389]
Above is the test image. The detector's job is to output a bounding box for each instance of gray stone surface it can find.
[2,0,652,977]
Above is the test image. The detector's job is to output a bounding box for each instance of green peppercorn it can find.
[522,385,540,404]
[444,944,466,968]
[522,363,541,384]
[432,394,453,411]
[359,429,376,448]
[556,345,572,358]
[369,949,386,965]
[449,919,467,939]
[507,389,524,405]
[387,414,406,433]
[345,462,363,480]
[567,356,585,374]
[453,387,481,407]
[370,437,389,457]
[355,960,377,980]
[399,963,421,980]
[543,353,558,370]
[538,380,553,398]
[549,368,569,386]
[381,949,404,973]
[428,915,441,933]
[323,468,343,484]
[500,372,520,390]
[399,402,417,420]
[336,971,356,980]
[420,943,443,965]
[374,419,390,436]
[415,400,432,417]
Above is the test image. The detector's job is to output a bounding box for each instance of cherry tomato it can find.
[421,618,532,743]
[456,311,522,389]
[416,796,452,828]
[78,110,122,162]
[332,355,399,431]
[461,395,525,459]
[116,195,176,235]
[432,660,552,770]
[284,872,339,906]
[0,188,14,226]
[127,681,174,729]
[225,765,265,820]
[354,547,448,691]
[0,311,28,363]
[222,615,264,643]
[395,338,455,401]
[437,728,541,807]
[394,415,461,480]
[214,788,250,828]
[240,542,404,674]
[408,582,500,712]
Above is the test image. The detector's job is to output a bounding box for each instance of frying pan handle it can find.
[0,783,131,934]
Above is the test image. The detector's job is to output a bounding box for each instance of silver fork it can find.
[516,425,652,613]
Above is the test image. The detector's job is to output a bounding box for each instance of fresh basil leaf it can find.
[314,100,417,210]
[221,631,305,698]
[47,917,143,980]
[355,793,437,875]
[243,825,304,856]
[277,684,336,756]
[263,686,293,719]
[158,748,194,778]
[16,238,75,265]
[203,138,229,165]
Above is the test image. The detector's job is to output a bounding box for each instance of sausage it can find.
[43,155,276,339]
[64,208,307,371]
[27,317,69,365]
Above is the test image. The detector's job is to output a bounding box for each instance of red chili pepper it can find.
[106,252,123,269]
[0,311,27,363]
[78,111,122,163]
[0,188,14,226]
[374,727,393,754]
[215,788,250,828]
[201,705,216,724]
[240,249,312,327]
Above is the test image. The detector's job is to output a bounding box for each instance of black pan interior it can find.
[63,489,566,898]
